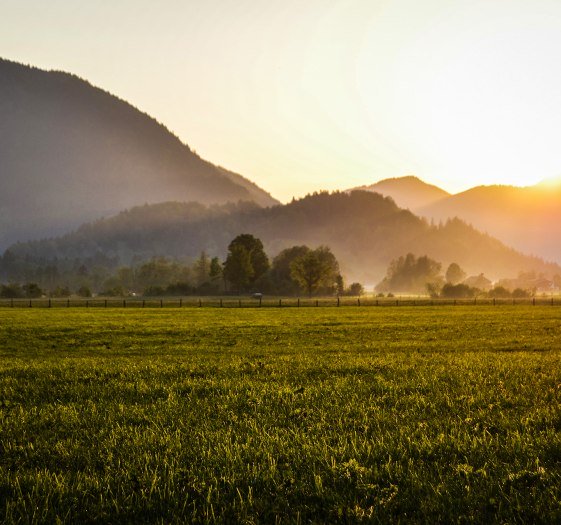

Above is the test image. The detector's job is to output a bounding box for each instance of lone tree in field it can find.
[290,246,339,297]
[445,262,467,285]
[223,234,269,292]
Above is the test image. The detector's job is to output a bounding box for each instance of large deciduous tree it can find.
[223,234,269,292]
[270,245,311,294]
[290,246,339,297]
[445,262,466,285]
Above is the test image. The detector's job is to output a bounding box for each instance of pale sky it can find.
[3,0,561,202]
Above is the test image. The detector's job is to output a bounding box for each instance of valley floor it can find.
[1,307,560,523]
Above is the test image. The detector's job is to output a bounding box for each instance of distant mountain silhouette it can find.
[418,181,561,263]
[351,176,450,210]
[5,191,558,284]
[0,58,278,250]
[351,176,561,264]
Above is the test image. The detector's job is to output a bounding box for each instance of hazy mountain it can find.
[5,191,558,285]
[0,58,278,250]
[418,180,561,263]
[352,175,561,264]
[351,175,450,210]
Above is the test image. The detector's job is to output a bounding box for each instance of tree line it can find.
[0,234,364,298]
[376,253,559,298]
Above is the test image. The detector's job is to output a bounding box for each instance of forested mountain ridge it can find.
[4,191,558,285]
[419,181,561,263]
[352,176,561,264]
[0,58,278,250]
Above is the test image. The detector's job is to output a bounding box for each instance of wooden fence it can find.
[0,296,558,309]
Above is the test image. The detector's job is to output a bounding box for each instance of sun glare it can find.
[354,0,561,193]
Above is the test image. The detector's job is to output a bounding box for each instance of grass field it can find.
[1,306,561,523]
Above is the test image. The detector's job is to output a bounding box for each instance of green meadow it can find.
[1,306,561,523]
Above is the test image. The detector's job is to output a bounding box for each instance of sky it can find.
[3,0,561,202]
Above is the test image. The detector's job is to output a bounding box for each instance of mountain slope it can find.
[351,176,450,210]
[4,191,558,285]
[0,58,278,249]
[418,181,561,263]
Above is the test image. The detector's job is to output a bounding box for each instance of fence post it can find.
[104,299,107,308]
[533,297,536,306]
[279,299,282,308]
[220,299,223,308]
[239,299,242,308]
[123,299,126,308]
[48,298,51,308]
[199,299,202,308]
[67,299,70,308]
[358,298,361,307]
[29,299,32,308]
[316,300,319,307]
[337,296,340,307]
[493,298,496,306]
[180,298,182,308]
[297,298,300,307]
[396,299,399,307]
[259,297,262,307]
[160,299,163,308]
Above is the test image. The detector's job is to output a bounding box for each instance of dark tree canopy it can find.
[270,245,311,295]
[223,234,269,292]
[223,244,254,293]
[290,246,340,297]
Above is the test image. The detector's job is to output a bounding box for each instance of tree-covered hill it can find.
[419,182,561,263]
[0,58,278,250]
[4,191,558,284]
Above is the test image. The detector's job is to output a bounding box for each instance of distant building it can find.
[496,276,555,295]
[463,273,492,292]
[533,278,554,294]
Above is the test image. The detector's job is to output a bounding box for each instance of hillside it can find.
[419,181,561,263]
[351,176,450,210]
[4,191,558,285]
[0,58,278,250]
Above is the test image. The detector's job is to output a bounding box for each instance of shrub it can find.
[143,286,166,297]
[77,286,92,298]
[346,282,364,296]
[0,283,23,298]
[440,283,476,299]
[489,286,511,299]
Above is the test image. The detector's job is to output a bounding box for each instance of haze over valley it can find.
[1,58,560,294]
